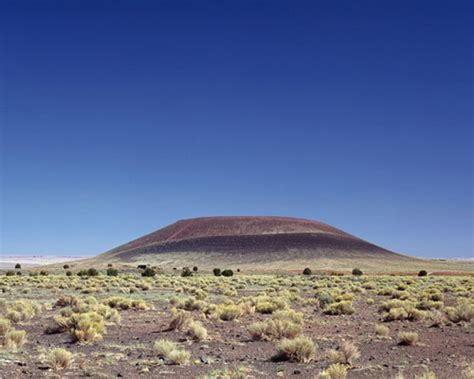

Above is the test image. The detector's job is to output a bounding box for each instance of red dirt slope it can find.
[101,216,407,263]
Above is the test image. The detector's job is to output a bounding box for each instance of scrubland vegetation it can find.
[0,267,472,378]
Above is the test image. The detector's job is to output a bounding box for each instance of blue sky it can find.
[1,1,472,258]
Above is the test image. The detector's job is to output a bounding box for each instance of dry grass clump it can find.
[374,324,390,337]
[445,300,473,323]
[5,300,41,323]
[48,295,123,343]
[2,329,26,350]
[169,309,193,331]
[276,335,315,362]
[398,331,419,346]
[328,341,360,365]
[380,300,426,322]
[318,363,348,379]
[462,365,474,379]
[154,339,190,365]
[252,295,287,314]
[217,303,243,321]
[187,320,208,341]
[0,318,11,337]
[47,348,73,370]
[414,370,437,379]
[248,318,301,341]
[103,296,149,310]
[323,301,355,315]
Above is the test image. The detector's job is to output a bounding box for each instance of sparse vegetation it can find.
[352,268,363,276]
[398,332,419,346]
[0,266,471,377]
[276,335,316,362]
[47,348,73,370]
[141,267,156,277]
[154,339,190,365]
[221,269,234,277]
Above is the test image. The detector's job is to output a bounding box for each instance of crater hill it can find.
[93,216,416,272]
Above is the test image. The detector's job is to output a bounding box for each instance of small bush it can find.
[181,267,193,277]
[154,339,190,365]
[187,321,207,341]
[141,267,156,277]
[168,349,190,365]
[221,269,234,277]
[0,318,11,336]
[213,268,221,276]
[47,348,73,370]
[445,300,473,323]
[63,264,70,269]
[303,268,312,275]
[3,329,26,350]
[6,271,15,276]
[398,331,418,346]
[324,301,355,315]
[418,270,428,277]
[276,336,316,362]
[14,263,21,269]
[374,324,389,337]
[352,268,363,276]
[248,319,301,341]
[40,270,48,276]
[87,268,99,276]
[71,312,106,344]
[218,304,242,321]
[193,266,198,272]
[169,309,193,331]
[66,271,73,276]
[106,268,118,276]
[329,341,360,365]
[154,339,177,356]
[318,363,348,379]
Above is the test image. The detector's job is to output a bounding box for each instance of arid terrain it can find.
[72,217,473,274]
[0,267,472,378]
[1,217,472,378]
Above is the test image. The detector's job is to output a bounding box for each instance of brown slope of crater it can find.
[99,216,410,265]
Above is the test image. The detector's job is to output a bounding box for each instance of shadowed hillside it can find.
[92,216,418,270]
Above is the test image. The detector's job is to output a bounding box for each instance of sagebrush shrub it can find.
[276,336,315,362]
[47,348,73,370]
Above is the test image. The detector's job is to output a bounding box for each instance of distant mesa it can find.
[98,216,411,268]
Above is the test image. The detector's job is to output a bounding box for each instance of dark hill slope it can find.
[97,216,412,269]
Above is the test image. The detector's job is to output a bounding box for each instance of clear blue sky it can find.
[1,1,472,258]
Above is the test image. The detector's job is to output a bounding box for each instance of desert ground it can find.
[0,265,472,379]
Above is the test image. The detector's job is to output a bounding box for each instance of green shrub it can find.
[221,269,234,277]
[142,267,156,277]
[352,268,363,276]
[303,268,312,275]
[14,263,21,269]
[193,266,198,272]
[87,268,99,276]
[213,268,221,276]
[106,268,118,277]
[6,271,15,276]
[418,270,428,277]
[181,267,193,277]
